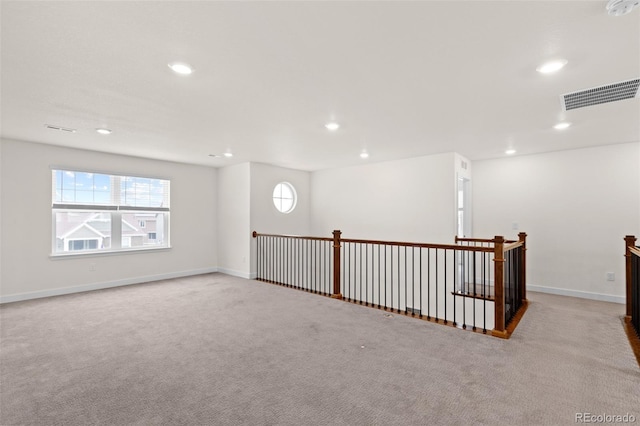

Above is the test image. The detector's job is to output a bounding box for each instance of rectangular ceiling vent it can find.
[45,124,77,133]
[560,78,640,111]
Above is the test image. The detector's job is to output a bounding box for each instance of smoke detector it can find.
[606,0,639,16]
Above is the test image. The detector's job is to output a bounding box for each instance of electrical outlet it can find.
[512,222,519,230]
[606,272,615,282]
[89,262,96,272]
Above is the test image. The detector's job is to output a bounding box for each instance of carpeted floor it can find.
[1,273,638,425]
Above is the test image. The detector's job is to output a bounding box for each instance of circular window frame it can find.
[272,182,297,214]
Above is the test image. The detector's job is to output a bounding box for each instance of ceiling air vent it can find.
[560,78,640,111]
[45,124,77,133]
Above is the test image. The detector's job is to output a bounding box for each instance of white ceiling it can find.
[1,1,638,171]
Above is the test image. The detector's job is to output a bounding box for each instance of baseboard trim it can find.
[0,267,219,304]
[216,267,255,280]
[528,285,624,304]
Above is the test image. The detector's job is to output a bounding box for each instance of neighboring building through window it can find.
[272,182,297,213]
[52,170,170,255]
[68,239,99,251]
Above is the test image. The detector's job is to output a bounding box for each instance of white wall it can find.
[217,162,311,278]
[0,140,3,293]
[310,153,458,243]
[250,163,310,236]
[473,142,640,302]
[216,163,251,278]
[249,163,310,275]
[0,139,218,302]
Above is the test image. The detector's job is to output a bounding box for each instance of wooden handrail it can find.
[503,241,524,252]
[455,236,516,244]
[252,231,332,242]
[254,231,494,252]
[341,237,493,252]
[455,236,495,243]
[630,246,640,257]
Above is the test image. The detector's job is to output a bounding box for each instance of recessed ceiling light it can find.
[607,0,639,16]
[168,62,193,75]
[223,152,233,158]
[536,59,568,74]
[96,128,112,135]
[553,122,571,130]
[360,151,369,159]
[325,122,340,131]
[505,149,516,155]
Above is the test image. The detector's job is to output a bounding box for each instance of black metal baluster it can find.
[411,247,415,316]
[312,239,315,293]
[454,249,458,327]
[298,239,301,288]
[378,244,381,309]
[342,241,346,300]
[404,246,407,314]
[323,240,327,295]
[483,250,487,333]
[419,248,423,318]
[365,243,369,304]
[348,242,352,301]
[322,240,325,295]
[427,248,431,320]
[309,239,312,291]
[390,246,394,311]
[472,250,477,331]
[444,249,448,324]
[435,249,439,321]
[384,245,388,309]
[397,246,400,313]
[459,249,464,329]
[359,243,363,304]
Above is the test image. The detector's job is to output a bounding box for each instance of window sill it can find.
[50,246,172,260]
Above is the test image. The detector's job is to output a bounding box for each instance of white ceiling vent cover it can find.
[560,78,640,111]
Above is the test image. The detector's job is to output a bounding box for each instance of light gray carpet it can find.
[1,273,638,425]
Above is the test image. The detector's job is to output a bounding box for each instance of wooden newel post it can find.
[625,235,637,318]
[493,236,506,336]
[332,230,343,299]
[518,232,527,302]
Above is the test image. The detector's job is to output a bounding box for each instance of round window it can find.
[272,182,297,214]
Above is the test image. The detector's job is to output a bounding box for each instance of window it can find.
[148,232,157,240]
[52,169,170,255]
[272,182,297,213]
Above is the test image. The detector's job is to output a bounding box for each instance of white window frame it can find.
[51,168,170,257]
[272,182,297,214]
